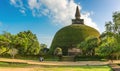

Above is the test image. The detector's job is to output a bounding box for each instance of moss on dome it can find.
[50,24,100,55]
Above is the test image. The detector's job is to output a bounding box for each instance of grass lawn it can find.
[0,61,30,68]
[33,66,112,71]
[0,61,112,71]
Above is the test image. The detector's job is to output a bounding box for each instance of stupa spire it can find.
[75,6,80,19]
[72,6,84,24]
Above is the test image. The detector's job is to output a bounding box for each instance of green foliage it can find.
[39,44,49,55]
[74,55,104,61]
[98,11,120,60]
[105,11,120,33]
[97,35,120,59]
[62,56,74,61]
[0,61,29,67]
[54,47,62,61]
[116,34,120,43]
[0,35,10,46]
[0,30,41,57]
[0,46,7,54]
[50,24,100,55]
[77,36,99,56]
[44,55,59,61]
[7,48,18,59]
[0,32,13,55]
[113,11,120,25]
[40,44,47,48]
[0,62,112,71]
[15,30,41,55]
[105,21,112,32]
[24,66,112,71]
[54,47,62,56]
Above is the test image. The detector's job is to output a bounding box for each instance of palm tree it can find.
[105,21,113,33]
[113,12,120,33]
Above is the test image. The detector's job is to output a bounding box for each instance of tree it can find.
[85,37,99,56]
[16,30,41,55]
[54,47,62,55]
[0,35,10,46]
[77,37,99,56]
[0,35,9,55]
[104,11,120,33]
[0,30,41,57]
[0,32,14,55]
[7,48,18,59]
[77,41,87,55]
[113,11,120,33]
[40,44,49,55]
[0,46,7,55]
[54,47,62,61]
[105,21,113,33]
[98,12,120,60]
[41,44,47,48]
[97,36,120,60]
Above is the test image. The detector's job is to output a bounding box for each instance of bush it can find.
[74,55,104,61]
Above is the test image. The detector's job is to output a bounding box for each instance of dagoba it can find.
[50,6,100,55]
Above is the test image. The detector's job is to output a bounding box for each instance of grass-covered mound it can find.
[50,24,100,55]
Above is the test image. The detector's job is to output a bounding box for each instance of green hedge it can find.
[74,55,104,61]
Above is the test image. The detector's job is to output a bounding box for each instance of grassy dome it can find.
[50,24,100,55]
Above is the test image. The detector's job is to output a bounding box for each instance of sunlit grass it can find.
[32,66,112,71]
[0,61,29,68]
[0,61,112,71]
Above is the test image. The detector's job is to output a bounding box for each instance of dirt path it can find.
[0,58,108,66]
[1,58,120,71]
[0,68,33,71]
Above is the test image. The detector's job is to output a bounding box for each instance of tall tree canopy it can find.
[0,30,41,56]
[98,11,120,60]
[16,30,41,55]
[105,11,120,33]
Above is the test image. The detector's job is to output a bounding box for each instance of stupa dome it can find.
[50,6,100,55]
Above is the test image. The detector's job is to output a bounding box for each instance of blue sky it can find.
[0,0,120,48]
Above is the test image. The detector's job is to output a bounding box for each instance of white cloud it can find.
[27,0,99,31]
[81,12,99,31]
[10,0,99,31]
[9,0,100,47]
[28,0,41,9]
[40,0,79,26]
[28,0,42,16]
[19,9,25,14]
[10,0,26,14]
[10,0,16,4]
